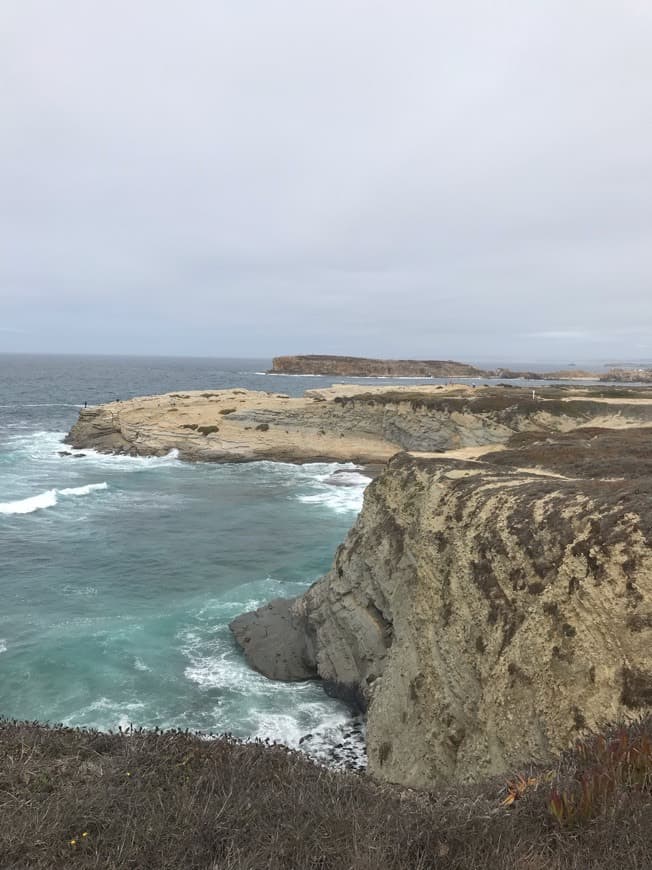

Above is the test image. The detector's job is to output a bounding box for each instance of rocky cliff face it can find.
[271,355,485,377]
[232,428,652,787]
[271,354,652,383]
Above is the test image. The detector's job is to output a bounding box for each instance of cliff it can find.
[65,384,652,464]
[270,355,485,377]
[271,354,652,383]
[231,428,652,787]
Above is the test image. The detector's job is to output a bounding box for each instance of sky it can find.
[1,1,651,363]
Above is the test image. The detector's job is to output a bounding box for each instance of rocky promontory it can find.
[270,354,652,382]
[231,426,652,787]
[65,383,652,465]
[270,355,485,377]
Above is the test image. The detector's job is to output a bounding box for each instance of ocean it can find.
[1,354,465,765]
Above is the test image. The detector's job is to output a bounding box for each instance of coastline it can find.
[269,354,652,384]
[65,383,652,466]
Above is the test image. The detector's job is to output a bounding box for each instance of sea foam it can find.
[0,482,108,516]
[0,489,58,515]
[296,465,371,514]
[59,482,108,497]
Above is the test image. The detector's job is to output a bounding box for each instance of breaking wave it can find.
[0,482,108,516]
[295,465,371,514]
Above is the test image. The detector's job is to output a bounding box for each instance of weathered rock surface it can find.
[270,354,652,383]
[230,598,316,681]
[231,428,652,787]
[65,385,652,465]
[270,355,485,377]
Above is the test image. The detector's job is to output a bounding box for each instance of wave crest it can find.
[0,482,108,516]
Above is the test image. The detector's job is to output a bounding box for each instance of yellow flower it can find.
[69,839,77,846]
[82,832,88,838]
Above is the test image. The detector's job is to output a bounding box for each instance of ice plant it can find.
[547,725,652,826]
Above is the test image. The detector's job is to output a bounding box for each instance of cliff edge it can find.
[231,428,652,787]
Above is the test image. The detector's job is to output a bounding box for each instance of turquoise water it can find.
[0,356,387,758]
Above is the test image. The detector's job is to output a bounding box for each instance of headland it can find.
[270,354,652,382]
[65,382,652,465]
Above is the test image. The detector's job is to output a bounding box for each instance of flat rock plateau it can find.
[66,383,652,465]
[66,384,652,787]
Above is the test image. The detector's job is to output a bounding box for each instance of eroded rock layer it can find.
[270,355,484,377]
[65,385,652,464]
[232,428,652,787]
[270,354,652,382]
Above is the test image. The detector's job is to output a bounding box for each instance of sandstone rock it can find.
[229,598,316,681]
[270,354,652,383]
[270,355,485,378]
[232,429,652,788]
[64,386,652,465]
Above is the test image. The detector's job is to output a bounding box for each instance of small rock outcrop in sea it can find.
[231,428,652,788]
[230,598,316,681]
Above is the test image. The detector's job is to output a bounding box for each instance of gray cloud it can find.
[1,0,651,362]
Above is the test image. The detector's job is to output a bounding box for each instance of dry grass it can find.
[485,427,652,478]
[1,718,652,869]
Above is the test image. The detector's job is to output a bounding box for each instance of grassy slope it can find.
[1,719,651,869]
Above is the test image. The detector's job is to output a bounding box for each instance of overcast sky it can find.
[1,1,651,362]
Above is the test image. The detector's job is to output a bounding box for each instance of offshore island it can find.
[270,353,652,382]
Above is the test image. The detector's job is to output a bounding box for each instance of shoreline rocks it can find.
[230,598,316,682]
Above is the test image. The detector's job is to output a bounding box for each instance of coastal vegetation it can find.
[2,716,651,869]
